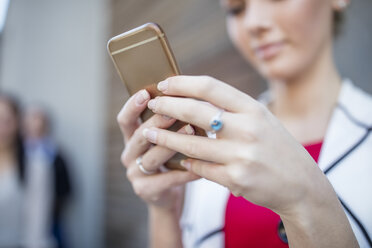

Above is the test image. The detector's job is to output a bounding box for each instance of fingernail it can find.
[135,90,150,106]
[157,80,168,92]
[180,160,191,170]
[162,115,173,121]
[185,124,194,135]
[147,98,157,110]
[142,128,157,143]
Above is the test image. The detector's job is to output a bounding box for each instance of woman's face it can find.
[0,100,18,149]
[23,108,48,139]
[222,0,337,81]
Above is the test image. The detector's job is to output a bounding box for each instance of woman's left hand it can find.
[142,75,334,216]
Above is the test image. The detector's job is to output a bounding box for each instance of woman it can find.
[0,94,25,247]
[117,0,371,247]
[23,105,72,248]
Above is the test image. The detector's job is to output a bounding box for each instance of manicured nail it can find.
[162,115,173,121]
[135,90,150,106]
[157,80,168,92]
[147,98,157,110]
[185,124,194,135]
[180,160,191,170]
[142,128,157,143]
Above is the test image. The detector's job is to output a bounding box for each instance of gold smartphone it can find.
[107,23,205,170]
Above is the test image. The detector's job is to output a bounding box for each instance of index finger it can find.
[142,127,238,164]
[156,75,257,113]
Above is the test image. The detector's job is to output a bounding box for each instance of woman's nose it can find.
[243,1,272,37]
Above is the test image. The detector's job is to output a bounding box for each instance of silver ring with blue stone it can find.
[209,109,224,134]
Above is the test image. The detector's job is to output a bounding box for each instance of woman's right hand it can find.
[117,89,199,214]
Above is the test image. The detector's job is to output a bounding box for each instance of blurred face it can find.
[23,109,48,139]
[221,0,337,82]
[0,100,18,149]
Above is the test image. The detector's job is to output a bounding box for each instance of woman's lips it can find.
[254,41,285,60]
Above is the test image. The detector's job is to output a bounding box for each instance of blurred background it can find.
[0,0,371,247]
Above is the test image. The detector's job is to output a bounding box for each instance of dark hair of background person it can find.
[334,11,344,37]
[0,93,26,183]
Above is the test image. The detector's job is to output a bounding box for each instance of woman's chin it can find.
[255,60,300,83]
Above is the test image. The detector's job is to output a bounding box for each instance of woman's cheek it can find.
[277,0,333,75]
[227,19,257,65]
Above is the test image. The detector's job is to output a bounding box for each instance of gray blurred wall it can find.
[334,0,372,93]
[0,1,109,248]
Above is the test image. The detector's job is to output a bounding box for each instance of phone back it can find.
[108,23,189,170]
[107,23,180,99]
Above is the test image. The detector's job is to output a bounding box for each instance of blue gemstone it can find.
[211,120,223,131]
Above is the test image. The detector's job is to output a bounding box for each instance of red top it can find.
[224,141,323,248]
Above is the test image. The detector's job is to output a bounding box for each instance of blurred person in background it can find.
[0,95,72,248]
[23,105,72,248]
[0,94,25,247]
[117,0,371,247]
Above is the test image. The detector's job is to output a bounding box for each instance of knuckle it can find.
[116,101,132,123]
[116,111,127,126]
[132,181,145,199]
[234,144,258,163]
[228,177,243,197]
[184,141,198,158]
[189,161,200,174]
[199,75,215,93]
[121,149,131,168]
[157,130,168,146]
[196,163,208,177]
[230,116,255,141]
[201,75,214,83]
[226,166,248,194]
[132,127,141,137]
[116,111,122,124]
[234,148,251,163]
[133,128,147,146]
[126,167,135,181]
[117,112,132,130]
[145,156,159,170]
[151,114,165,127]
[227,167,241,185]
[179,106,194,121]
